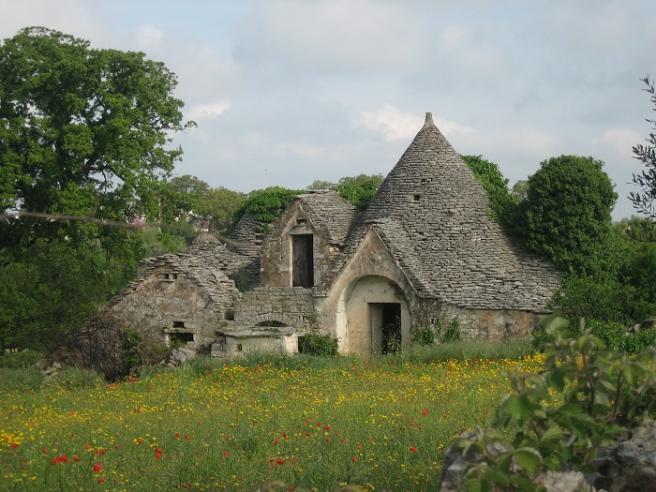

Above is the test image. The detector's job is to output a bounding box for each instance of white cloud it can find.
[135,24,164,51]
[358,105,475,142]
[597,128,642,163]
[186,101,231,122]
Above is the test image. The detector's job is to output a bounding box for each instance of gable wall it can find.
[260,201,333,288]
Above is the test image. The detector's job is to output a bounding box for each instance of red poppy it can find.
[175,432,180,439]
[282,432,288,440]
[275,458,285,465]
[154,447,163,460]
[50,454,69,465]
[72,455,81,462]
[222,450,230,458]
[273,437,279,445]
[351,455,359,463]
[422,408,429,417]
[92,463,103,473]
[10,443,19,449]
[409,446,417,453]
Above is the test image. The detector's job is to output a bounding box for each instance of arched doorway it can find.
[337,276,410,355]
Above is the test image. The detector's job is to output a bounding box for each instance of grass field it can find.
[0,350,541,491]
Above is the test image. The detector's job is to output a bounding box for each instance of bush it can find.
[450,322,656,488]
[297,333,338,356]
[0,349,43,368]
[49,367,103,390]
[435,319,461,344]
[0,367,44,391]
[412,327,435,346]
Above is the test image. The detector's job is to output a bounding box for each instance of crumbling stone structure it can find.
[86,113,560,358]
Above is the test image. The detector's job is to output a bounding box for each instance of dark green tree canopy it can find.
[519,155,617,275]
[461,154,519,232]
[0,26,192,222]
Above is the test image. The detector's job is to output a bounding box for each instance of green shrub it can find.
[412,327,435,346]
[435,319,461,343]
[0,367,44,391]
[0,349,43,368]
[449,321,656,488]
[49,367,103,390]
[298,333,338,356]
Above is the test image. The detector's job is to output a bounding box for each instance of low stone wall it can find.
[233,287,316,329]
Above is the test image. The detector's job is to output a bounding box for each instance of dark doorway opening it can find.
[292,234,314,287]
[369,303,401,354]
[170,332,194,344]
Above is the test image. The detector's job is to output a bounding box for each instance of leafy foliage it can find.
[630,76,656,217]
[519,155,618,276]
[336,174,383,208]
[307,174,383,209]
[412,327,435,346]
[461,155,519,231]
[236,187,301,231]
[435,319,461,344]
[297,333,338,356]
[454,319,656,489]
[0,27,192,351]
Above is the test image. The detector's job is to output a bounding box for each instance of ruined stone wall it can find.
[101,265,238,346]
[260,201,333,288]
[232,287,316,329]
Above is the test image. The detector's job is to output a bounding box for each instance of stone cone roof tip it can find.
[357,112,561,310]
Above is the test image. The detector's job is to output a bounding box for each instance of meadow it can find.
[0,349,541,491]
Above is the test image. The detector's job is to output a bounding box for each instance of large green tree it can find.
[519,155,618,276]
[0,27,192,350]
[0,27,192,230]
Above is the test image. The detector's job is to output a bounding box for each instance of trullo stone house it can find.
[84,113,560,359]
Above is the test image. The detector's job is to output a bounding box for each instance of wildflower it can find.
[351,456,359,463]
[409,447,417,453]
[41,448,48,454]
[92,463,103,473]
[134,437,144,446]
[175,432,180,439]
[273,436,279,445]
[72,455,81,462]
[222,450,230,458]
[154,447,163,460]
[422,408,429,417]
[50,454,69,464]
[10,443,19,449]
[282,432,288,440]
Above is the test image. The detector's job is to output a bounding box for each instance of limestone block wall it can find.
[233,287,316,329]
[260,202,333,288]
[101,265,238,346]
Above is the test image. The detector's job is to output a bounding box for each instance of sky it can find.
[1,0,654,219]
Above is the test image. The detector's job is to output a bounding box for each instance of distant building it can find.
[84,113,560,360]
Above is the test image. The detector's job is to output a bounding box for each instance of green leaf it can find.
[514,447,543,475]
[540,425,565,449]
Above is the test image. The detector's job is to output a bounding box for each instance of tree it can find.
[0,27,192,350]
[519,155,618,275]
[0,27,192,231]
[629,76,656,218]
[461,154,519,232]
[207,187,245,233]
[236,186,301,231]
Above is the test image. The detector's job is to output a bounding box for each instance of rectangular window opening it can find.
[173,321,185,328]
[413,194,421,201]
[236,343,243,352]
[170,332,194,344]
[224,310,235,321]
[292,234,314,288]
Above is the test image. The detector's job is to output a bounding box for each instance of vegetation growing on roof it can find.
[235,187,302,231]
[308,174,383,208]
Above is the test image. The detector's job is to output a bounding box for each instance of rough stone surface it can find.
[323,113,560,311]
[536,472,594,492]
[83,113,561,361]
[595,420,656,492]
[168,346,198,366]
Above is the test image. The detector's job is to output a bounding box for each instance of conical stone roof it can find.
[359,112,559,311]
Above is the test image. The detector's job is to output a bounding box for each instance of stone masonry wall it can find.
[232,287,316,329]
